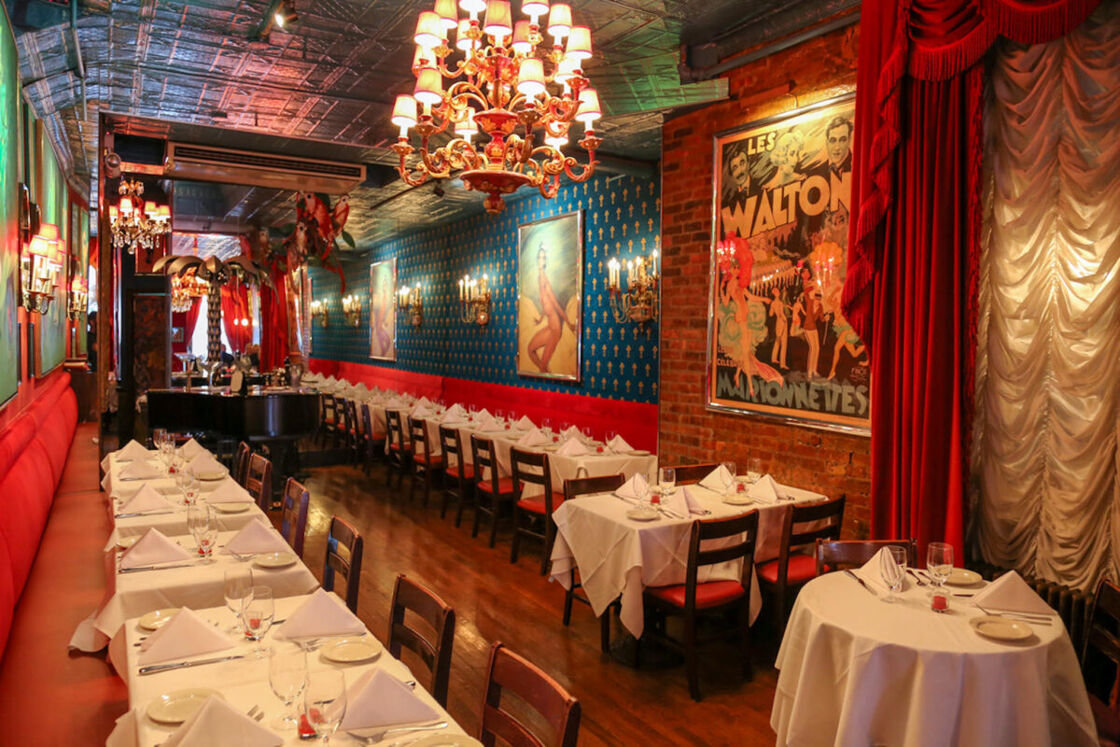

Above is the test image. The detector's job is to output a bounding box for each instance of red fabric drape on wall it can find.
[183,297,203,348]
[841,0,1100,557]
[260,269,289,371]
[220,280,252,354]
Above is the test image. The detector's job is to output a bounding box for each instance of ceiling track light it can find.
[274,1,299,30]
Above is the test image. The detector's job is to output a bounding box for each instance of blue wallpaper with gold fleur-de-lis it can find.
[309,172,661,405]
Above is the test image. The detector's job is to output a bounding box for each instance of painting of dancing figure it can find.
[517,211,582,382]
[369,258,396,361]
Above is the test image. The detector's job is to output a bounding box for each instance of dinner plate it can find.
[320,637,384,664]
[946,568,983,587]
[146,689,223,725]
[254,551,297,569]
[628,449,652,456]
[970,615,1033,642]
[139,608,180,631]
[408,736,484,747]
[117,535,139,550]
[195,470,228,481]
[209,502,251,513]
[626,506,659,521]
[722,495,754,506]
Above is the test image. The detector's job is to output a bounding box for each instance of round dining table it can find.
[771,572,1097,746]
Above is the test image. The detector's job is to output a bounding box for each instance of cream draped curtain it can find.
[972,0,1120,591]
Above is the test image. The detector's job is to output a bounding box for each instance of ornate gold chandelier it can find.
[109,178,171,257]
[391,0,603,214]
[170,269,209,312]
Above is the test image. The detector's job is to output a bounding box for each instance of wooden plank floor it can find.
[296,460,784,746]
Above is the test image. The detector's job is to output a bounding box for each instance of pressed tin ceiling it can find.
[10,0,853,247]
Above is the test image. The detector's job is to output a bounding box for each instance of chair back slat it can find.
[386,410,407,450]
[279,477,310,557]
[408,416,431,457]
[388,575,456,707]
[471,435,498,487]
[510,448,552,505]
[361,403,375,439]
[563,474,624,502]
[815,539,917,575]
[233,441,252,487]
[1083,579,1120,706]
[786,496,846,547]
[439,426,464,469]
[323,515,363,613]
[664,463,720,485]
[480,642,581,747]
[689,513,759,584]
[245,453,273,512]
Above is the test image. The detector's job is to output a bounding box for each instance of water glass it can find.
[880,546,907,602]
[304,669,347,744]
[224,568,254,616]
[926,542,954,589]
[186,504,213,556]
[242,585,275,656]
[747,457,763,483]
[269,643,308,730]
[721,461,737,494]
[182,474,200,506]
[659,467,676,496]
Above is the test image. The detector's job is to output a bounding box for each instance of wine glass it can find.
[747,457,763,484]
[186,504,212,556]
[880,546,907,602]
[542,417,553,437]
[926,542,954,590]
[659,467,676,497]
[242,585,275,656]
[182,473,200,506]
[304,669,347,744]
[224,568,254,619]
[721,461,737,494]
[174,467,192,504]
[269,642,308,730]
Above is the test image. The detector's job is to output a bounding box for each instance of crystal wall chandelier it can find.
[170,270,209,312]
[20,223,64,314]
[109,178,171,258]
[607,248,659,324]
[391,0,603,214]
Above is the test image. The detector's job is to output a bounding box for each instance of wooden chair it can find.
[245,453,273,512]
[814,538,917,575]
[343,399,361,464]
[509,448,564,575]
[470,435,517,547]
[385,409,412,488]
[358,403,384,475]
[323,515,364,613]
[279,477,310,558]
[388,575,456,707]
[439,425,474,526]
[233,441,252,488]
[1083,579,1120,746]
[644,511,760,701]
[479,641,581,747]
[320,394,338,447]
[757,495,846,628]
[665,462,720,485]
[408,416,444,506]
[561,474,624,653]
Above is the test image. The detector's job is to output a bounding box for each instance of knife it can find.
[119,562,203,574]
[139,654,247,675]
[115,510,178,519]
[843,570,878,596]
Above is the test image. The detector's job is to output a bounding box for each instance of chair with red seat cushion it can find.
[320,394,338,447]
[439,425,474,526]
[323,515,363,613]
[233,441,252,488]
[509,447,564,575]
[470,435,516,548]
[358,403,385,475]
[408,416,444,506]
[756,495,846,630]
[560,474,624,653]
[1083,579,1120,746]
[245,453,274,512]
[388,574,455,707]
[344,399,361,464]
[664,462,720,485]
[479,641,581,747]
[279,477,310,558]
[643,511,760,701]
[814,538,917,576]
[385,409,412,489]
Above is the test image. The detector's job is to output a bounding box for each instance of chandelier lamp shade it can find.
[391,0,603,214]
[109,178,171,258]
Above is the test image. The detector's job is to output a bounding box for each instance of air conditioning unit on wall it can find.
[165,143,366,194]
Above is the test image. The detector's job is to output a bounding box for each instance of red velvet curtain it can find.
[220,279,252,354]
[841,0,1100,557]
[183,297,203,351]
[260,269,289,371]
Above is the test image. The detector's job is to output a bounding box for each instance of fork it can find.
[346,721,449,744]
[246,704,263,721]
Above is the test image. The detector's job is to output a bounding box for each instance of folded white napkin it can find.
[188,453,227,479]
[410,404,433,418]
[857,547,902,591]
[118,484,175,514]
[515,415,535,430]
[748,474,781,501]
[356,382,369,392]
[661,486,705,516]
[417,396,432,408]
[178,438,208,460]
[113,477,179,500]
[556,438,590,457]
[476,408,492,420]
[224,519,289,555]
[138,607,236,665]
[205,478,254,505]
[607,435,634,453]
[120,460,163,481]
[115,439,153,462]
[339,669,440,731]
[971,570,1053,615]
[120,528,192,569]
[517,428,550,448]
[164,696,282,747]
[446,403,467,419]
[699,465,735,494]
[615,473,649,501]
[561,425,582,440]
[473,411,496,429]
[274,588,366,640]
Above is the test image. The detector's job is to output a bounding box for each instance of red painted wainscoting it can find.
[307,359,658,451]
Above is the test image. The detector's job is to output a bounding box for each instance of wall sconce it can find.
[457,273,491,326]
[69,277,89,321]
[607,249,659,324]
[21,223,64,314]
[397,284,423,327]
[341,294,362,327]
[310,299,329,328]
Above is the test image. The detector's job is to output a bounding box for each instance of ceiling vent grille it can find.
[166,143,366,194]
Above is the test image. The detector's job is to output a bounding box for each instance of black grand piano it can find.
[146,387,320,489]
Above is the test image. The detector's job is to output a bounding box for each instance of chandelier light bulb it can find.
[483,0,512,40]
[547,3,571,40]
[119,196,134,215]
[566,25,592,59]
[516,58,546,98]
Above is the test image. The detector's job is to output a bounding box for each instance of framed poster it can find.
[706,94,869,434]
[516,211,582,382]
[0,3,19,408]
[368,258,396,361]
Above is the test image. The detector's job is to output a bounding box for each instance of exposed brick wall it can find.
[658,25,872,538]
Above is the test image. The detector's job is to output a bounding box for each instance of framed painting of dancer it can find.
[368,258,396,362]
[516,211,582,382]
[706,93,869,435]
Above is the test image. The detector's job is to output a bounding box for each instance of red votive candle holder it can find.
[931,593,948,612]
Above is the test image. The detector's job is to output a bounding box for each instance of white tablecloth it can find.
[106,594,469,747]
[106,498,269,551]
[72,529,318,653]
[771,573,1097,747]
[101,458,229,501]
[548,482,825,638]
